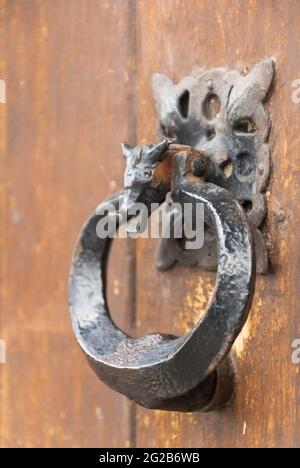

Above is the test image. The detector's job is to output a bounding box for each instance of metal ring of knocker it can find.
[69,141,255,412]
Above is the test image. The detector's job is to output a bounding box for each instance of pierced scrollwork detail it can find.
[152,59,275,274]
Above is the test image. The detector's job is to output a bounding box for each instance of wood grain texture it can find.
[0,0,136,448]
[1,0,300,449]
[135,0,300,448]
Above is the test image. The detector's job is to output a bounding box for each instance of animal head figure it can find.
[152,59,275,227]
[120,140,171,218]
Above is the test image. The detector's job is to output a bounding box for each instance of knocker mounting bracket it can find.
[152,59,275,274]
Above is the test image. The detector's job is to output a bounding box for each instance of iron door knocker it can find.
[69,59,274,412]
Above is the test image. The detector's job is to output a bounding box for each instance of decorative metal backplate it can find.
[152,59,275,273]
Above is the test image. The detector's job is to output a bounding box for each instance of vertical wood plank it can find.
[0,0,136,447]
[135,0,300,448]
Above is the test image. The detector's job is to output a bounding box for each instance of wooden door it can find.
[1,0,300,448]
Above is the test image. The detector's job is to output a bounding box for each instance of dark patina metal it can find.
[152,59,274,274]
[69,142,255,412]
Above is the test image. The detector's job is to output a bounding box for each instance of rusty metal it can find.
[69,143,255,412]
[152,59,274,274]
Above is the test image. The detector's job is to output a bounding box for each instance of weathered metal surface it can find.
[69,144,255,412]
[152,60,274,274]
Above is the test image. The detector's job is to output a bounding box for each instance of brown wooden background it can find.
[1,0,300,448]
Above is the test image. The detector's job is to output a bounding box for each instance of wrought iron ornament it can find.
[153,59,274,273]
[69,59,274,412]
